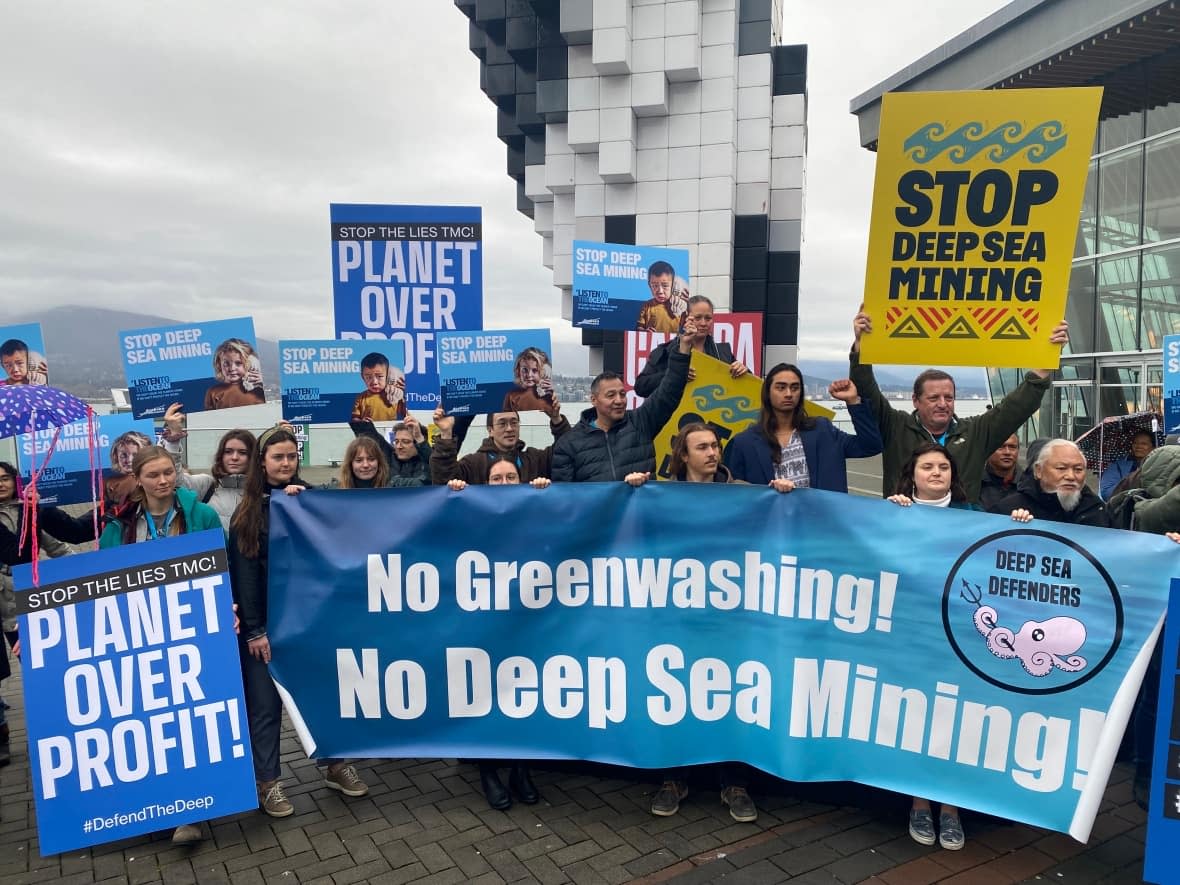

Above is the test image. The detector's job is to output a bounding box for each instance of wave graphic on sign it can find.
[904,121,1067,164]
[691,385,757,422]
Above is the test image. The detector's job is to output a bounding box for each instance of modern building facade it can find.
[456,0,807,373]
[850,0,1180,441]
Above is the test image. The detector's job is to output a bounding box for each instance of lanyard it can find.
[144,506,177,540]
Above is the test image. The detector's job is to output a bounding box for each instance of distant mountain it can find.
[796,359,988,397]
[8,306,279,400]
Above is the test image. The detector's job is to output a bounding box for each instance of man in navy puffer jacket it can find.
[552,322,702,482]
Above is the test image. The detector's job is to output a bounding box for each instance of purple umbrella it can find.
[0,384,99,583]
[0,383,93,438]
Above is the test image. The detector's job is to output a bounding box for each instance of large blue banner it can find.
[330,204,483,412]
[14,530,257,855]
[120,317,263,418]
[438,328,554,417]
[268,485,1172,841]
[279,339,407,425]
[573,240,690,332]
[17,413,155,506]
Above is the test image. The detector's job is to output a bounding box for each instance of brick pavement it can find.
[0,659,1150,885]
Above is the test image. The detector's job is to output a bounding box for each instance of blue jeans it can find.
[239,637,283,783]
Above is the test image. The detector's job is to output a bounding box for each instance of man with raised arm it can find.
[849,307,1068,503]
[552,320,703,482]
[430,395,570,486]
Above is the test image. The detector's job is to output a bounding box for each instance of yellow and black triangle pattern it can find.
[883,306,1041,341]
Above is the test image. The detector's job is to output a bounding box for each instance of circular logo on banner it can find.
[942,529,1122,695]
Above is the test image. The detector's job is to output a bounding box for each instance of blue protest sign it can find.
[268,485,1171,841]
[279,339,408,425]
[120,317,263,419]
[1144,577,1180,884]
[438,329,554,416]
[0,322,49,386]
[14,530,256,855]
[330,204,483,412]
[17,413,155,506]
[573,240,691,332]
[1164,335,1180,434]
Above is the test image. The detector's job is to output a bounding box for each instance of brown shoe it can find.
[651,780,689,816]
[721,786,758,822]
[324,763,369,797]
[171,823,203,845]
[258,779,294,817]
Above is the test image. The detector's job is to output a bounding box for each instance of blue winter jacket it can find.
[723,401,883,492]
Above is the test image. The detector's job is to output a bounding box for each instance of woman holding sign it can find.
[96,445,222,844]
[161,404,256,530]
[230,427,370,820]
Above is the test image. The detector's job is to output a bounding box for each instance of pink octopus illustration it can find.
[961,580,1087,677]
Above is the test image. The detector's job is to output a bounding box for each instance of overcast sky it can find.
[0,0,1010,367]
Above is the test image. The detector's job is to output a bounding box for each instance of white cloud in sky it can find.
[0,0,1011,369]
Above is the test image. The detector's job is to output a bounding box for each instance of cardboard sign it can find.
[625,312,764,408]
[573,240,691,332]
[438,329,554,417]
[0,322,49,387]
[861,87,1101,368]
[120,317,263,419]
[15,531,257,854]
[18,413,155,506]
[331,204,483,411]
[278,339,407,425]
[1164,335,1180,435]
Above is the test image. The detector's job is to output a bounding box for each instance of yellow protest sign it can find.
[653,353,834,479]
[861,87,1101,368]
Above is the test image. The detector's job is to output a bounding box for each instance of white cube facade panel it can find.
[461,0,807,368]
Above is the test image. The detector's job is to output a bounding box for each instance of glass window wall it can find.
[1140,241,1180,349]
[1096,254,1140,352]
[1096,146,1143,253]
[1144,131,1180,244]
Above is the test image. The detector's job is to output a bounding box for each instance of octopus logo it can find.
[942,529,1122,695]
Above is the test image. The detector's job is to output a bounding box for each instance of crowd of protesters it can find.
[0,302,1174,853]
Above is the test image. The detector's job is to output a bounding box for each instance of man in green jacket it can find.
[849,308,1069,503]
[1106,444,1180,808]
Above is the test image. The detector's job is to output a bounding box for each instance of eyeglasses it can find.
[493,419,520,429]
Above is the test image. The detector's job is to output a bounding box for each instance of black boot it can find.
[0,723,9,768]
[509,764,539,804]
[479,764,511,810]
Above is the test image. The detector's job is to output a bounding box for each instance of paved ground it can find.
[0,655,1151,885]
[0,457,1147,883]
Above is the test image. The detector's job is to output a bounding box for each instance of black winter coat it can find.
[991,472,1109,528]
[633,336,734,398]
[228,479,307,640]
[552,348,689,482]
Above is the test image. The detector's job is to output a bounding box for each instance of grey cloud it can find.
[1,0,1006,379]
